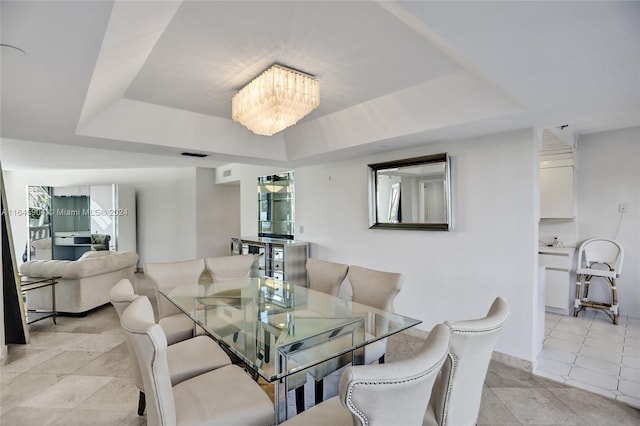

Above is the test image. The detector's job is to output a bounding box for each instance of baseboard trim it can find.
[403,327,533,371]
[491,351,533,371]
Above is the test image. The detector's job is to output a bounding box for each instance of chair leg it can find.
[264,329,270,363]
[574,274,583,317]
[610,278,619,325]
[137,391,146,416]
[295,386,305,414]
[583,277,592,301]
[315,379,324,405]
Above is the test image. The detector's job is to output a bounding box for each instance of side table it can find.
[20,276,60,325]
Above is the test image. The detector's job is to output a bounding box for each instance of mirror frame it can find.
[368,153,452,231]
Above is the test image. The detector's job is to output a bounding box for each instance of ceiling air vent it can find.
[223,169,232,177]
[181,152,208,158]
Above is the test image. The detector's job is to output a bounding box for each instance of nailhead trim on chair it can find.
[344,354,447,426]
[149,339,166,426]
[122,324,167,425]
[439,321,506,426]
[448,324,505,334]
[440,352,457,426]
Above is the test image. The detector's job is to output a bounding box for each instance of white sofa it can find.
[20,251,139,315]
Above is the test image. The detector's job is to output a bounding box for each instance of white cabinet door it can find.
[545,269,571,314]
[540,166,574,218]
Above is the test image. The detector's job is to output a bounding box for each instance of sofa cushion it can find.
[20,251,138,279]
[80,251,113,259]
[20,259,72,278]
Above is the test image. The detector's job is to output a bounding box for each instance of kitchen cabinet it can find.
[539,247,575,315]
[540,165,574,219]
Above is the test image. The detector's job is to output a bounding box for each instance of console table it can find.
[20,276,59,324]
[232,236,309,287]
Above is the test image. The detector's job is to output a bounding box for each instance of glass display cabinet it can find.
[238,171,308,286]
[258,171,294,240]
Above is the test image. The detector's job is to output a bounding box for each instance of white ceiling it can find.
[1,0,638,171]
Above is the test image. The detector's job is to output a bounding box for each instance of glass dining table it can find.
[160,276,421,422]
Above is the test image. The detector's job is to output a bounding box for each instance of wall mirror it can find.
[369,153,452,231]
[25,184,136,261]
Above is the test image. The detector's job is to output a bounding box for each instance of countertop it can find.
[538,246,575,255]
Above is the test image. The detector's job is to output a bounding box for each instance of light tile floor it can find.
[535,309,640,408]
[1,274,639,425]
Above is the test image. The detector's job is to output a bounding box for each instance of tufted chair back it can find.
[424,297,510,426]
[339,323,450,426]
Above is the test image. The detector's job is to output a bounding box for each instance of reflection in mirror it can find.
[26,186,52,261]
[369,153,452,230]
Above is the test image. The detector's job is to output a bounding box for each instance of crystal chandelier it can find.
[232,64,319,136]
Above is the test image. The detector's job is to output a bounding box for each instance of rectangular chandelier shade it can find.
[232,64,319,136]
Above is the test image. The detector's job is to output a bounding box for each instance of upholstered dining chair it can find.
[143,259,205,345]
[120,295,274,426]
[303,265,405,409]
[423,297,510,426]
[347,265,404,365]
[281,323,451,426]
[290,258,350,412]
[306,258,349,296]
[204,253,256,283]
[109,279,233,416]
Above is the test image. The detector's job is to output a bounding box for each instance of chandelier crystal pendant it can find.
[232,64,320,136]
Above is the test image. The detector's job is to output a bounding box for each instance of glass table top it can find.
[160,276,421,382]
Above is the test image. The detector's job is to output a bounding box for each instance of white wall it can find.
[238,129,541,362]
[196,167,241,257]
[576,127,640,317]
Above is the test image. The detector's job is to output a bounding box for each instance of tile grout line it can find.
[539,312,640,407]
